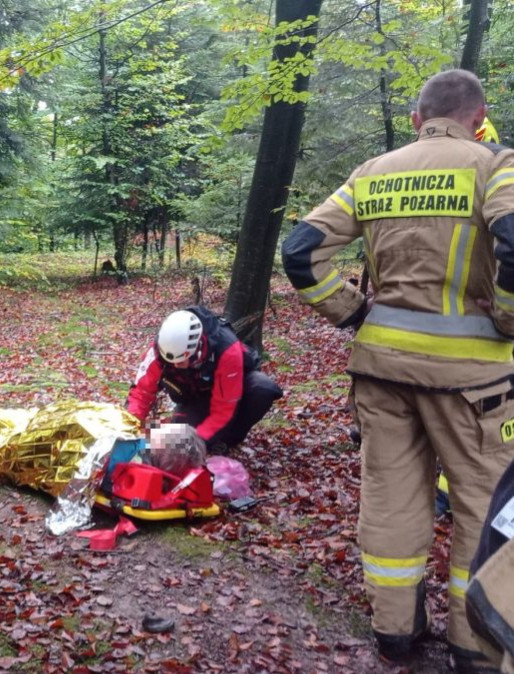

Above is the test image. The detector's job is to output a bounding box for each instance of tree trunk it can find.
[158,216,168,269]
[175,229,181,269]
[141,216,149,271]
[99,20,127,273]
[224,0,323,350]
[375,0,394,152]
[113,223,129,272]
[93,230,100,277]
[50,112,58,162]
[356,0,394,298]
[460,0,492,72]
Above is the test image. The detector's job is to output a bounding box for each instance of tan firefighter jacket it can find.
[282,118,514,391]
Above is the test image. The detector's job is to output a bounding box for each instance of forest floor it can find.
[0,268,454,673]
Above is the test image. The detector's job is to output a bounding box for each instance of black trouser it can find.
[170,371,282,450]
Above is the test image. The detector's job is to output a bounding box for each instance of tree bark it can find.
[141,216,149,271]
[99,20,127,274]
[175,229,181,269]
[460,0,492,72]
[224,0,323,350]
[356,0,394,297]
[375,0,394,152]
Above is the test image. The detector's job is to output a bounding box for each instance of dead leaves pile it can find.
[0,276,453,673]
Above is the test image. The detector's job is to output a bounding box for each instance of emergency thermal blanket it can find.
[0,400,139,497]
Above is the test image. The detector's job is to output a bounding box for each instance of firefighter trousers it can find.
[354,376,514,654]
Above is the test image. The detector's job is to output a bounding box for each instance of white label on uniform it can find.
[134,347,155,384]
[491,496,514,539]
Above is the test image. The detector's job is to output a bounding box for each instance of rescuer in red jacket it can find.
[126,306,282,451]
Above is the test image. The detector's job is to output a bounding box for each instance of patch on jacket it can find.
[354,169,475,220]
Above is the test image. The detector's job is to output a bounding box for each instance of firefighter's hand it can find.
[476,298,493,315]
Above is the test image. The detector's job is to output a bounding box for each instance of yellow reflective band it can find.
[496,298,514,313]
[330,184,354,215]
[486,169,514,200]
[363,571,425,587]
[496,286,514,301]
[457,226,477,314]
[443,223,477,316]
[438,473,449,494]
[362,553,427,567]
[354,169,475,221]
[443,224,462,315]
[449,565,469,598]
[495,285,514,312]
[362,553,427,588]
[356,324,514,363]
[298,269,343,304]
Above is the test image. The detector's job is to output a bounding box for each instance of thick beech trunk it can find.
[224,0,323,351]
[460,0,492,72]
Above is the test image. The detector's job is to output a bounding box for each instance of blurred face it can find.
[173,357,191,369]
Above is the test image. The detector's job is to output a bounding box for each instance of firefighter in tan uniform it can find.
[466,457,514,673]
[282,69,514,673]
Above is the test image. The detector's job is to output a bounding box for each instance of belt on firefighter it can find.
[357,304,513,363]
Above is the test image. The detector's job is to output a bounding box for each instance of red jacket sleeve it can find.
[126,344,163,422]
[196,341,244,441]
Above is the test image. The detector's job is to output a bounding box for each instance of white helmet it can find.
[157,310,203,363]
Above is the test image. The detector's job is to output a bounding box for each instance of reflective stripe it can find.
[443,223,461,315]
[330,184,354,215]
[486,169,514,200]
[442,223,476,315]
[356,324,513,362]
[366,304,508,340]
[449,565,469,599]
[298,269,343,304]
[458,226,477,314]
[496,286,514,312]
[362,553,427,588]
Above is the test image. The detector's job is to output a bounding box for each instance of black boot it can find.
[375,581,431,667]
[450,647,500,673]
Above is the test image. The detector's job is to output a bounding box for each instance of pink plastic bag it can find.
[206,456,252,500]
